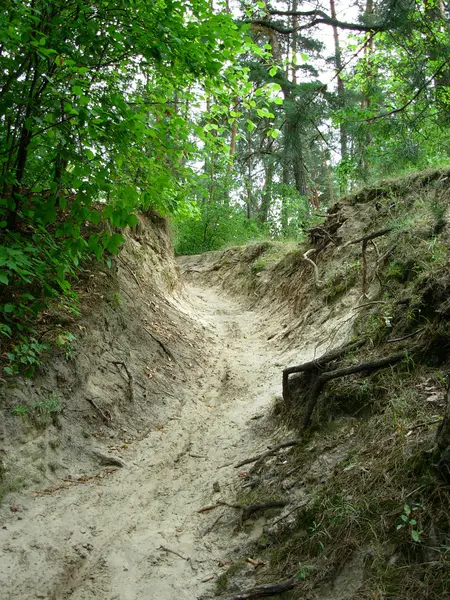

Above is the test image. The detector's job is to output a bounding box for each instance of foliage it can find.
[173,203,266,255]
[0,0,257,368]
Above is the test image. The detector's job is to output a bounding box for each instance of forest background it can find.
[0,0,450,373]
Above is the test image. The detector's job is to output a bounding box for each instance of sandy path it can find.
[0,283,295,600]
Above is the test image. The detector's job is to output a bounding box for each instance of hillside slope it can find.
[180,168,450,600]
[0,169,449,600]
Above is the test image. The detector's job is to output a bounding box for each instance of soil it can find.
[0,247,363,600]
[0,277,324,600]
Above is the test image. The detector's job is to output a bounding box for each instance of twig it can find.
[118,256,142,289]
[111,361,135,402]
[271,501,309,526]
[202,513,224,537]
[407,418,441,432]
[198,504,220,513]
[223,575,299,599]
[352,301,386,310]
[235,441,298,469]
[86,397,112,424]
[218,500,288,521]
[157,545,189,562]
[143,327,176,362]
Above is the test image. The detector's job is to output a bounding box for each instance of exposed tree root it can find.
[283,340,420,427]
[234,440,298,469]
[302,248,323,288]
[340,227,392,249]
[143,326,176,361]
[303,348,420,427]
[282,339,366,402]
[339,228,392,295]
[111,360,135,402]
[223,575,299,599]
[86,397,112,424]
[218,500,288,522]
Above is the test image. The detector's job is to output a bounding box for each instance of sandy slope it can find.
[0,283,295,600]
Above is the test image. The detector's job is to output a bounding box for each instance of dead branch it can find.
[234,440,298,469]
[111,361,135,402]
[303,248,323,288]
[223,575,299,599]
[283,339,366,402]
[303,347,420,427]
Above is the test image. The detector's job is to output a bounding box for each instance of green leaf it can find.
[247,120,256,132]
[269,66,278,76]
[411,530,421,542]
[0,272,9,285]
[127,214,139,227]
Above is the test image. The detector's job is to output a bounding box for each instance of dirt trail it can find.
[1,281,309,600]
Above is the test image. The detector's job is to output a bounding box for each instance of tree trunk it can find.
[260,159,274,223]
[330,0,348,171]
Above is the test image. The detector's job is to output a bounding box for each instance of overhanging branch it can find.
[247,13,386,34]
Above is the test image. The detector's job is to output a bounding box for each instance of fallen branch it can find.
[303,248,323,288]
[282,339,366,402]
[234,440,298,469]
[223,575,299,599]
[111,360,135,402]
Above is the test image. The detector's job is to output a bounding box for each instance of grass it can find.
[11,394,61,429]
[257,367,450,599]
